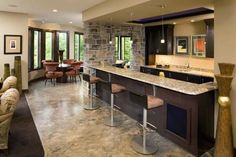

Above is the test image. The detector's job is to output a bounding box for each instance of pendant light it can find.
[109,31,112,44]
[130,12,134,44]
[130,26,133,44]
[160,4,166,44]
[109,18,113,44]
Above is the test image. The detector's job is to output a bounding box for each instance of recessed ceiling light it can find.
[69,21,73,24]
[159,4,167,9]
[8,4,18,8]
[190,20,195,22]
[173,22,176,25]
[52,9,58,12]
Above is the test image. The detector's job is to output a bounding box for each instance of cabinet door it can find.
[166,103,191,144]
[205,19,214,58]
[201,76,214,83]
[169,72,188,81]
[188,74,202,84]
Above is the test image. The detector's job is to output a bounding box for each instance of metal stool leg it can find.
[84,83,100,110]
[104,93,122,127]
[131,108,158,155]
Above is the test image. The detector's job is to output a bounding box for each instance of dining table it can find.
[56,63,71,83]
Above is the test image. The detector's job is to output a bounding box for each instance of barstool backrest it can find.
[82,73,90,83]
[129,92,148,109]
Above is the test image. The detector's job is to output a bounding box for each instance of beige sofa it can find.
[0,76,17,97]
[0,87,19,150]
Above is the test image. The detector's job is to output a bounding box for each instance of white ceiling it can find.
[0,0,106,27]
[87,0,214,24]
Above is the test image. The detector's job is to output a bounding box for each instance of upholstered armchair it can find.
[43,62,63,86]
[0,76,17,97]
[0,88,20,150]
[63,59,76,64]
[65,61,83,82]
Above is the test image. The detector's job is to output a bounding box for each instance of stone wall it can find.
[83,22,145,70]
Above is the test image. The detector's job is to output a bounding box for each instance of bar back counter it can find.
[90,65,216,156]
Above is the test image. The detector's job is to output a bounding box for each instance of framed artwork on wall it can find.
[4,35,22,54]
[192,34,206,57]
[176,36,189,55]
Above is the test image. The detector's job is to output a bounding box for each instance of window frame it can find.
[28,27,43,71]
[115,35,132,61]
[56,31,70,60]
[44,30,55,61]
[74,32,84,61]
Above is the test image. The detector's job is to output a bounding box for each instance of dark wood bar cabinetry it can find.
[145,25,174,65]
[95,68,215,156]
[140,66,214,84]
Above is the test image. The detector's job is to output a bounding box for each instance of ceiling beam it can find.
[82,0,150,22]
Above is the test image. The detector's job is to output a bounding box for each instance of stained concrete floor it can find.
[25,80,194,157]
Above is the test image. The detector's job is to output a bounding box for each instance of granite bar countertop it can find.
[89,65,216,95]
[142,65,214,78]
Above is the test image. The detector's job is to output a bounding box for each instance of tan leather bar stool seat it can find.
[90,76,101,84]
[111,84,126,94]
[147,96,164,109]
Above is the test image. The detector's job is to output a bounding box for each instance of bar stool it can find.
[104,82,126,127]
[129,92,164,155]
[83,73,101,110]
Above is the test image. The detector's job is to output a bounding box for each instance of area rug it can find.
[0,94,44,157]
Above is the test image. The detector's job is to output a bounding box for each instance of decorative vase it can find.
[11,68,15,76]
[214,63,235,157]
[4,64,10,80]
[58,50,64,64]
[14,56,22,95]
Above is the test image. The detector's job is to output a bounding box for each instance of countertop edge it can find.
[89,66,217,96]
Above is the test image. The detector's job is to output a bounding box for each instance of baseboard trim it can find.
[23,89,29,93]
[29,77,45,84]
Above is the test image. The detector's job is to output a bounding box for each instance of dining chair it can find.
[65,61,83,82]
[43,62,63,86]
[63,59,76,64]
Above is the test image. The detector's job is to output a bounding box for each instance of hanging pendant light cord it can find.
[162,15,164,39]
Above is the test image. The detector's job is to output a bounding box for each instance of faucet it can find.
[187,63,190,69]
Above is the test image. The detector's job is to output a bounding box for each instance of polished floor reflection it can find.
[26,80,193,157]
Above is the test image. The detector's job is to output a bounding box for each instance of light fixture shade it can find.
[109,31,112,44]
[161,39,165,43]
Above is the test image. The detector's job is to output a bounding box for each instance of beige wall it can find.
[28,20,84,81]
[0,12,28,90]
[155,55,214,70]
[155,21,214,71]
[174,21,206,54]
[215,0,236,147]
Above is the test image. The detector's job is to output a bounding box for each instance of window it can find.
[58,32,69,59]
[30,30,42,70]
[45,32,53,60]
[74,32,84,60]
[115,36,132,62]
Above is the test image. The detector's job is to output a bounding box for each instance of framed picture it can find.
[192,35,206,57]
[4,35,22,54]
[176,36,189,55]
